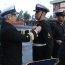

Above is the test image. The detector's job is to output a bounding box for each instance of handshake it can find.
[21,26,42,41]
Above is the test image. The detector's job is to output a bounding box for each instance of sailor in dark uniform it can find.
[53,9,65,65]
[1,5,42,65]
[32,4,54,61]
[50,9,65,59]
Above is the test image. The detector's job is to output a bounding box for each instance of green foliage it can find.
[23,11,31,21]
[17,10,31,21]
[17,10,23,21]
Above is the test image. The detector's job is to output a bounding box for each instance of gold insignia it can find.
[48,32,51,38]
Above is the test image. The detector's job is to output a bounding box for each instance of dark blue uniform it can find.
[50,21,65,58]
[1,5,38,65]
[1,21,31,65]
[50,9,65,59]
[58,42,65,65]
[33,20,53,61]
[33,4,53,61]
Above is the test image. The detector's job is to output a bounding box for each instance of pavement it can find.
[22,41,33,65]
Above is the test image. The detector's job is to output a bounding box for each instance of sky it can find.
[0,0,53,18]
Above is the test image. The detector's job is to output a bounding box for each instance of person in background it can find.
[56,9,65,65]
[1,5,42,65]
[50,9,65,58]
[32,4,54,61]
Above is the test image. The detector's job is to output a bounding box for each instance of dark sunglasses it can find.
[36,11,40,13]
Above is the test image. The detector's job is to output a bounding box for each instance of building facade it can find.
[50,0,65,12]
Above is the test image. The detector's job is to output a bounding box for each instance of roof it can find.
[50,0,65,4]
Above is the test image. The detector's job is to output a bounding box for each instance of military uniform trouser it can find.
[58,42,65,65]
[32,43,51,61]
[52,43,60,58]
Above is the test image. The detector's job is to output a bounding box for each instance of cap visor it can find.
[15,12,19,14]
[33,10,36,11]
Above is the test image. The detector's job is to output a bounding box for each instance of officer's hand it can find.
[21,30,29,35]
[21,30,25,35]
[56,40,62,45]
[25,30,29,35]
[32,26,37,30]
[34,26,42,33]
[28,26,42,41]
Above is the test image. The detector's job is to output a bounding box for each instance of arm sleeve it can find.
[44,22,54,58]
[9,29,38,42]
[7,28,30,42]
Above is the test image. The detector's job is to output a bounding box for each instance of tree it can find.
[17,10,23,21]
[23,11,31,21]
[17,10,31,25]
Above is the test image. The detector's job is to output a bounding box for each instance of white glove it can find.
[34,26,42,33]
[28,32,34,41]
[28,26,42,41]
[32,26,37,30]
[21,30,25,35]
